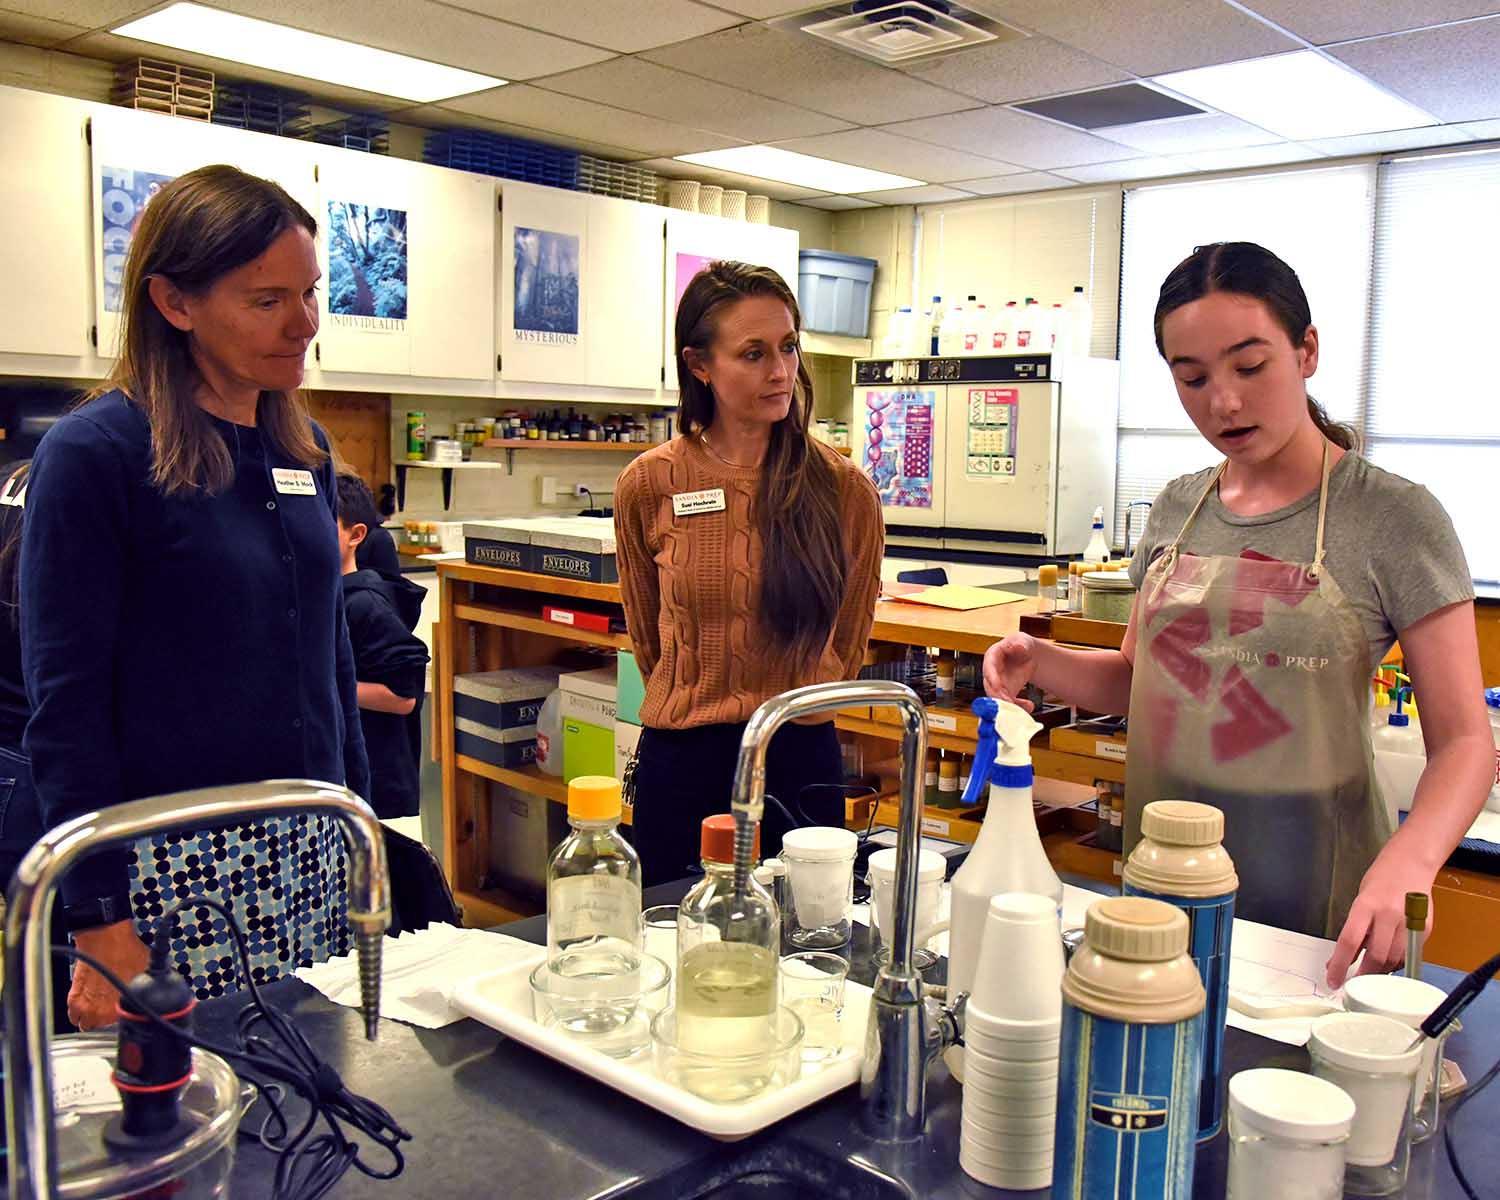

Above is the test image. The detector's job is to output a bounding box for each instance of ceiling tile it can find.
[856,184,974,204]
[534,56,851,141]
[770,128,1022,183]
[880,106,1134,170]
[795,195,880,210]
[444,0,742,53]
[703,0,831,15]
[641,24,977,125]
[1178,141,1325,171]
[437,84,739,158]
[1100,113,1278,154]
[392,101,717,162]
[1242,2,1500,46]
[945,171,1073,195]
[633,156,830,201]
[1052,157,1179,182]
[1307,124,1479,157]
[900,34,1129,104]
[1330,18,1500,122]
[71,30,414,111]
[0,8,89,45]
[1,0,149,24]
[961,0,1299,75]
[199,0,615,81]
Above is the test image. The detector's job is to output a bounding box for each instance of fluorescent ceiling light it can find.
[1153,51,1435,141]
[111,2,505,103]
[674,146,923,194]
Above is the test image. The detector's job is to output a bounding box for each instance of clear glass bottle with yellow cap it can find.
[676,815,780,1064]
[546,775,642,965]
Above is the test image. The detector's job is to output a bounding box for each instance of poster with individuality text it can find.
[99,166,176,312]
[863,389,935,509]
[514,227,580,343]
[327,202,408,329]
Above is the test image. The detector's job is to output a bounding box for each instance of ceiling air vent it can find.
[781,2,1024,66]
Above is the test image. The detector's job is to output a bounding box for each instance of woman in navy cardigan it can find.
[21,165,369,1029]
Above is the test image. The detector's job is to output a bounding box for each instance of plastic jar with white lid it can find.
[1227,1068,1354,1200]
[868,846,945,968]
[780,827,858,949]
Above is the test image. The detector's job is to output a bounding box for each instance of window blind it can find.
[1367,147,1500,584]
[1115,164,1376,539]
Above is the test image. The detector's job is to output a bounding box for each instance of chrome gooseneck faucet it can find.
[732,681,961,1141]
[3,779,391,1200]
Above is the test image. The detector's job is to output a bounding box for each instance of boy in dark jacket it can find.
[336,475,429,819]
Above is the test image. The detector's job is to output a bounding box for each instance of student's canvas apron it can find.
[1126,447,1390,937]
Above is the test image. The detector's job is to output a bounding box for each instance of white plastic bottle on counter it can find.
[948,698,1063,1004]
[1084,506,1111,564]
[938,298,966,356]
[1014,298,1040,350]
[961,295,982,354]
[884,307,914,356]
[1063,285,1092,357]
[929,295,943,355]
[993,300,1018,353]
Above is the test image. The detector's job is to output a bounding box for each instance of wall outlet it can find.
[574,483,590,497]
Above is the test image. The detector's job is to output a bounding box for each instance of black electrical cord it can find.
[1444,1051,1500,1200]
[55,894,410,1200]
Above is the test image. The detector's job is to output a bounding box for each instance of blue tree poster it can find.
[100,166,176,313]
[327,202,408,327]
[513,226,580,342]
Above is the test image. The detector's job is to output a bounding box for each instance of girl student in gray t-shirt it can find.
[983,242,1491,987]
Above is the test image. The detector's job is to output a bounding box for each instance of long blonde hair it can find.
[90,164,326,495]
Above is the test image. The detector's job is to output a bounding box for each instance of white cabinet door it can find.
[498,180,589,385]
[585,194,664,390]
[662,212,799,390]
[0,86,93,358]
[89,105,319,359]
[317,148,496,381]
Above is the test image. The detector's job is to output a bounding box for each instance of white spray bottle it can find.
[946,696,1063,1007]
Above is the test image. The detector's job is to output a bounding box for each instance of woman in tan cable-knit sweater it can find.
[614,261,883,885]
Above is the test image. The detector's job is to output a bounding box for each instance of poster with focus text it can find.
[99,166,176,313]
[513,227,580,342]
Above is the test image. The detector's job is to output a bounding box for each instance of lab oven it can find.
[853,354,1120,559]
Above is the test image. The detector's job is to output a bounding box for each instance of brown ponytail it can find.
[1154,241,1360,451]
[674,261,846,664]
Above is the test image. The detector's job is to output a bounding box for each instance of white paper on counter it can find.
[296,924,542,1028]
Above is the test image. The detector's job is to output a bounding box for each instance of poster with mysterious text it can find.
[514,227,580,343]
[863,389,935,509]
[674,252,715,311]
[328,202,408,329]
[100,167,176,313]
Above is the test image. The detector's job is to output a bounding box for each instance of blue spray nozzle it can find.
[961,697,1000,805]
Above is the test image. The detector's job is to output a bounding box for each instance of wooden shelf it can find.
[453,600,631,650]
[456,754,569,803]
[439,562,623,604]
[481,439,665,453]
[454,887,540,928]
[836,714,977,755]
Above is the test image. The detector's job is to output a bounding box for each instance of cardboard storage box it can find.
[463,516,618,583]
[454,716,538,768]
[463,520,534,571]
[453,666,562,729]
[560,665,618,782]
[484,782,568,903]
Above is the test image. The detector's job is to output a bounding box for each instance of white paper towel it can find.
[296,924,542,1028]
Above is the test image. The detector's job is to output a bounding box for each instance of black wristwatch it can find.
[62,892,134,933]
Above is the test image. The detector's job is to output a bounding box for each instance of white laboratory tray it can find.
[450,945,871,1140]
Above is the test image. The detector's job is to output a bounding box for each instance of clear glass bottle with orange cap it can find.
[676,815,780,1059]
[546,775,642,965]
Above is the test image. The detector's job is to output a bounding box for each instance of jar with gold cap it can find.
[1053,896,1206,1200]
[546,775,642,964]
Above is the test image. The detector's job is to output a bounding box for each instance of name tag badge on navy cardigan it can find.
[272,468,317,496]
[672,488,726,517]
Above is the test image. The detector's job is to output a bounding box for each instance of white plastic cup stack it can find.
[1342,974,1449,1142]
[959,892,1065,1192]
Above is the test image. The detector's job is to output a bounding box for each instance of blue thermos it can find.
[1121,800,1238,1140]
[1053,896,1205,1200]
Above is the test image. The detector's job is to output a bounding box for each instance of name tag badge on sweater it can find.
[672,488,726,518]
[272,468,317,496]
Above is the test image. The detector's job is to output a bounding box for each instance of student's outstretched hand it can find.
[982,633,1039,711]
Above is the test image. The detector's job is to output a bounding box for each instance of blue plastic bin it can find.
[798,250,877,338]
